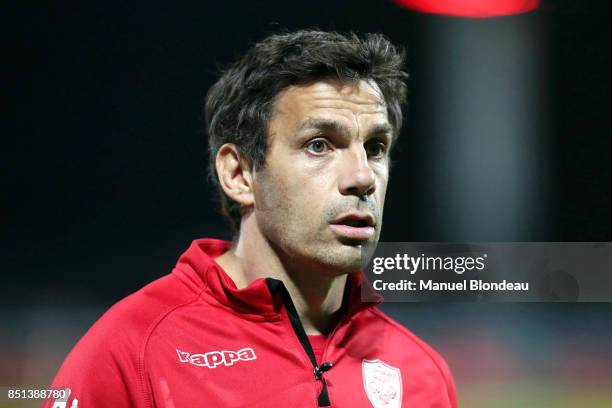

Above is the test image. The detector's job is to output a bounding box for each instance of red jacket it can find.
[44,239,457,408]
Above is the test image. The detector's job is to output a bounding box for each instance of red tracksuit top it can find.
[44,238,457,408]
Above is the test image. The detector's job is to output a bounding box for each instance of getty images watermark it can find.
[361,243,612,302]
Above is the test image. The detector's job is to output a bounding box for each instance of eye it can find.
[365,139,387,158]
[305,138,331,155]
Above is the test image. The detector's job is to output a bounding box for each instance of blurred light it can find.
[392,0,540,18]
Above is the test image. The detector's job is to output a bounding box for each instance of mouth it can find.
[329,212,376,241]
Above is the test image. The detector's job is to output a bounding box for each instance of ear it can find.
[215,143,255,208]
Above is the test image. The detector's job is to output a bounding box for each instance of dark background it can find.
[3,0,610,304]
[2,1,612,404]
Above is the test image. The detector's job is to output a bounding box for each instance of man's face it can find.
[251,79,393,275]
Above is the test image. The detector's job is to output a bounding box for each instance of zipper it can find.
[321,272,364,365]
[265,278,334,407]
[319,314,348,369]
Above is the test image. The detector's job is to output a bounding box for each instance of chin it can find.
[316,244,364,275]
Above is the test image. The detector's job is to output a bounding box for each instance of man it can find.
[45,30,457,408]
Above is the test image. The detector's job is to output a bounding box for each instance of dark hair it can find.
[204,29,408,231]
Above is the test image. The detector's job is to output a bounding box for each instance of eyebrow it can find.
[295,118,394,139]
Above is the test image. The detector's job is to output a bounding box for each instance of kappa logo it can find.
[362,359,403,408]
[176,347,256,368]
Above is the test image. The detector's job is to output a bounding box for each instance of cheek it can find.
[255,170,311,223]
[376,173,389,209]
[282,176,323,223]
[255,154,337,229]
[379,174,388,197]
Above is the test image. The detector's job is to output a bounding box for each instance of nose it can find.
[337,146,376,198]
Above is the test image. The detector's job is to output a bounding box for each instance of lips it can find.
[329,212,376,240]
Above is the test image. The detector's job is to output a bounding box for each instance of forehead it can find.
[270,79,389,132]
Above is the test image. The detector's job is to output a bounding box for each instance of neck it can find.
[215,216,348,335]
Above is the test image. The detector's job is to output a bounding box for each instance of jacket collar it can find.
[175,238,382,321]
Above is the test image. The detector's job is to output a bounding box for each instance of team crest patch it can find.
[362,359,402,408]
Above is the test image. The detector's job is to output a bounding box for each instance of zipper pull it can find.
[314,361,333,380]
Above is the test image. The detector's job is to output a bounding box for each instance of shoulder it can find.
[75,270,202,347]
[72,270,205,359]
[367,307,450,368]
[98,270,204,335]
[361,306,458,407]
[46,271,205,407]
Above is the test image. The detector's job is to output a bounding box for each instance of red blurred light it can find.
[392,0,540,18]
